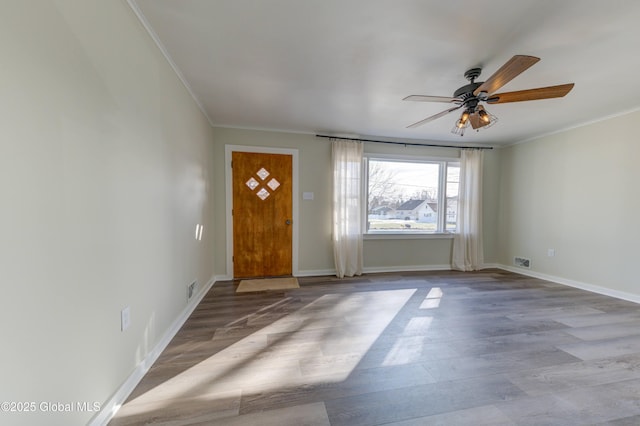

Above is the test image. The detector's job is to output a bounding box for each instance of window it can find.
[445,164,460,232]
[365,156,460,234]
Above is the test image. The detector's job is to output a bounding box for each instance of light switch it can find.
[303,192,314,200]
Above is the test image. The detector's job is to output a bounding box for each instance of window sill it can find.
[364,232,455,240]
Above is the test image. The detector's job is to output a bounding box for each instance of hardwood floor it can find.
[109,270,640,425]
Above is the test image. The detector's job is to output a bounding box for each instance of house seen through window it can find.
[366,156,459,234]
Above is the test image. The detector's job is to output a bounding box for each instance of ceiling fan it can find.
[404,55,574,136]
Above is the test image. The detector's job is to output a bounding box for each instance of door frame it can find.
[225,144,299,279]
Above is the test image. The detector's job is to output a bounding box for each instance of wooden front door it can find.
[232,151,292,278]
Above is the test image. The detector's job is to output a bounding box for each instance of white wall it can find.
[212,127,502,276]
[0,2,215,425]
[498,110,640,298]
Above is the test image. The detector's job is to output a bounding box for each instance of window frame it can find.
[363,153,460,239]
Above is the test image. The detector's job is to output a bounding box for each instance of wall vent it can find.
[514,257,531,268]
[187,281,197,301]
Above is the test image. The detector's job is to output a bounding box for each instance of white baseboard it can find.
[363,264,452,274]
[89,276,217,426]
[496,264,640,304]
[296,269,336,277]
[298,265,454,277]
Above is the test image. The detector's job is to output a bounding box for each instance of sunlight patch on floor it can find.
[117,288,416,419]
[381,315,434,367]
[382,335,431,366]
[420,286,443,309]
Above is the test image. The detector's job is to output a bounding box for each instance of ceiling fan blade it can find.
[403,95,461,103]
[407,105,462,128]
[486,83,575,104]
[473,55,540,96]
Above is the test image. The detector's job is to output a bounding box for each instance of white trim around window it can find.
[363,153,460,238]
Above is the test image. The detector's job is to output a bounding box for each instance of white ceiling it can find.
[131,0,640,146]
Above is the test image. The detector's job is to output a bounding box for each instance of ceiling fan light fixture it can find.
[451,116,470,136]
[474,105,498,131]
[459,110,471,125]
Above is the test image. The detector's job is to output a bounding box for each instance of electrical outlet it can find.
[121,306,131,331]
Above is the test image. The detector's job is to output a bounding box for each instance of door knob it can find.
[285,219,291,225]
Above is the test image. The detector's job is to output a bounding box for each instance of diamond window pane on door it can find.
[256,168,270,180]
[267,178,280,190]
[246,177,259,190]
[256,188,270,200]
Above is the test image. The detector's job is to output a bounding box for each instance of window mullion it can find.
[438,162,446,232]
[362,157,369,234]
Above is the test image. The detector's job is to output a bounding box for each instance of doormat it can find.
[236,277,300,293]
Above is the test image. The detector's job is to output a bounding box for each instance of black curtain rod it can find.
[315,134,493,150]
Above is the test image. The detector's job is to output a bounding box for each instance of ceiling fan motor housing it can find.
[454,84,482,112]
[453,82,482,100]
[454,67,485,108]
